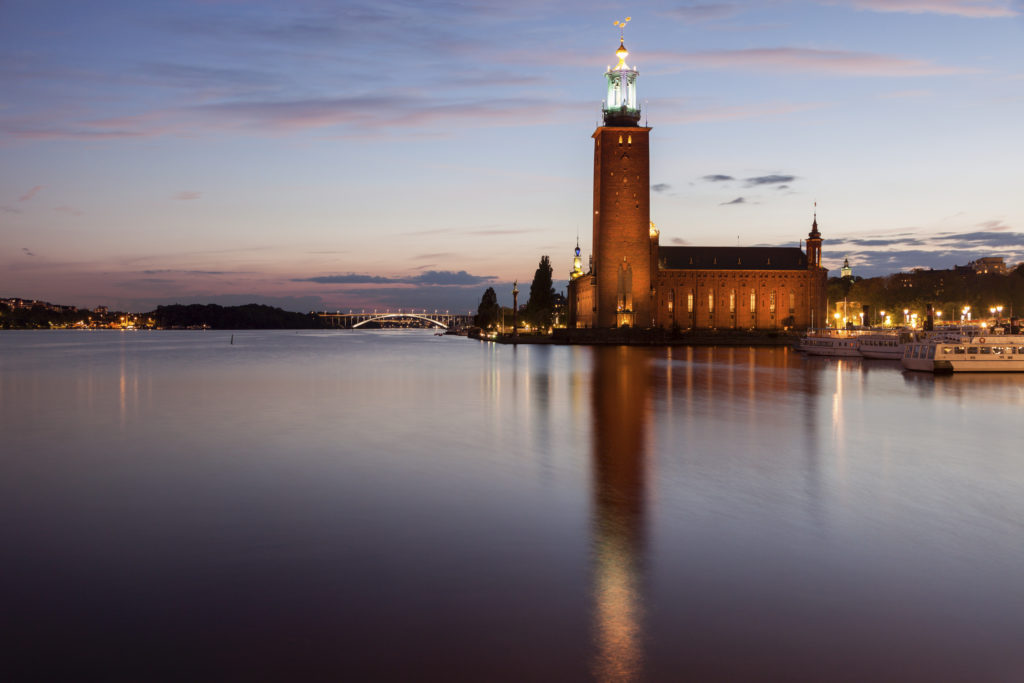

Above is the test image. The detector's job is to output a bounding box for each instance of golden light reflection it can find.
[832,361,846,480]
[590,346,650,681]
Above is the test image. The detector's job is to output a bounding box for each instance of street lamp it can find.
[880,310,886,327]
[512,280,519,339]
[903,308,909,324]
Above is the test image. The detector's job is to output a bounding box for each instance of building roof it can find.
[658,246,807,271]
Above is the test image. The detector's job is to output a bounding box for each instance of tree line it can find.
[0,302,325,330]
[831,263,1024,322]
[476,255,560,330]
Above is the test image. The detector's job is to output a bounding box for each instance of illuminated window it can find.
[729,289,736,313]
[687,292,694,313]
[628,135,632,144]
[668,289,674,312]
[789,292,795,314]
[750,290,756,315]
[770,291,776,314]
[708,292,714,313]
[619,135,623,144]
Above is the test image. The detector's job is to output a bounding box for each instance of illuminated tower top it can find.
[603,17,641,127]
[571,239,584,279]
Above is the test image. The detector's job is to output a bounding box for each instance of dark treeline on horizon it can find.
[832,263,1024,320]
[0,302,325,330]
[152,304,321,329]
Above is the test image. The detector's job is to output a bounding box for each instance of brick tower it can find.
[592,29,651,328]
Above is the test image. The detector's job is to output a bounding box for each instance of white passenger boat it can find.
[802,335,862,357]
[901,335,1024,373]
[856,332,905,360]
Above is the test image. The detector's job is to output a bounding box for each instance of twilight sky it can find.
[2,0,1023,312]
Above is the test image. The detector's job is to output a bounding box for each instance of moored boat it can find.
[901,335,1024,372]
[802,335,862,357]
[856,332,904,359]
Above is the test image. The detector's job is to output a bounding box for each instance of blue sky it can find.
[2,0,1022,312]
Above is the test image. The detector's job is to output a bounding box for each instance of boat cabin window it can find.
[992,347,1004,355]
[942,346,952,354]
[954,346,966,355]
[927,346,936,359]
[1018,347,1024,354]
[967,347,979,354]
[980,347,992,355]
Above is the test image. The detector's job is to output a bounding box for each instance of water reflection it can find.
[901,368,1024,400]
[590,346,652,681]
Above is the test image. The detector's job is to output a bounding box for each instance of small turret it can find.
[806,207,823,269]
[570,239,584,279]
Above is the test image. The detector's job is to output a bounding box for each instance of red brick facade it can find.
[591,126,652,328]
[568,122,827,331]
[567,39,827,332]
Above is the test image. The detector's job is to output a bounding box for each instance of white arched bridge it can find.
[317,310,474,330]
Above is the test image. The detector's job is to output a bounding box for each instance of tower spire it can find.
[806,202,823,269]
[603,18,640,126]
[571,232,584,279]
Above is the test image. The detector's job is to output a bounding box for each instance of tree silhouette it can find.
[475,287,501,328]
[526,255,555,328]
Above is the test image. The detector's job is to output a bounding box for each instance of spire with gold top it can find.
[570,234,584,279]
[603,17,641,126]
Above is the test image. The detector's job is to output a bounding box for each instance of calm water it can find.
[2,330,1023,681]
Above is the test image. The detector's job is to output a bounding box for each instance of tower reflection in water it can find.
[589,346,651,681]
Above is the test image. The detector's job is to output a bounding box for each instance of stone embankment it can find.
[470,327,800,346]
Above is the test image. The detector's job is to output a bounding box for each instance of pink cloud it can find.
[195,95,587,132]
[649,47,981,77]
[826,0,1018,17]
[19,185,43,201]
[54,205,83,216]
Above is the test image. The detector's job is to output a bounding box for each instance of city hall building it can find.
[567,37,827,331]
